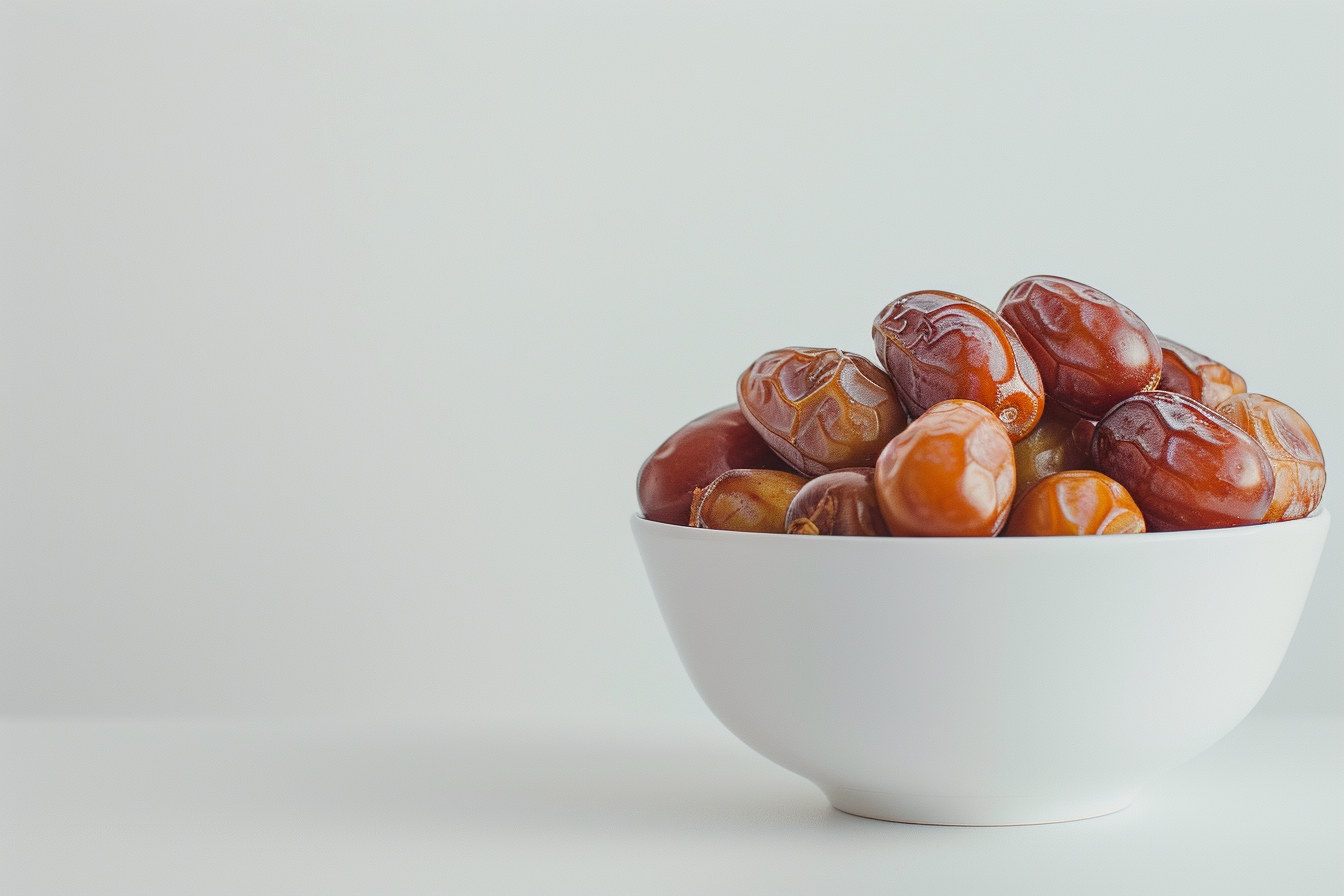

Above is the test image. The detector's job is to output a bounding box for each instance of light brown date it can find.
[999,275,1162,420]
[1004,470,1146,536]
[1215,393,1326,522]
[689,468,809,533]
[737,347,907,476]
[785,468,890,536]
[1091,391,1274,531]
[1012,401,1091,503]
[873,399,1016,537]
[872,291,1044,441]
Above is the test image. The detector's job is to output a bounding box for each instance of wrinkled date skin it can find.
[1157,336,1247,409]
[737,347,907,476]
[874,399,1016,537]
[1216,393,1326,522]
[1004,470,1146,536]
[999,276,1162,420]
[784,468,890,536]
[637,405,792,525]
[689,469,809,533]
[872,291,1044,441]
[1012,401,1091,503]
[1092,391,1274,531]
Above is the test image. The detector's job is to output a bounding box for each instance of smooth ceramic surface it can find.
[631,510,1330,825]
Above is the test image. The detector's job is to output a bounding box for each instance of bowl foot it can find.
[820,785,1136,826]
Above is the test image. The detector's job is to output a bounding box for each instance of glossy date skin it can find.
[785,468,890,536]
[737,347,907,476]
[1216,393,1326,522]
[637,405,791,525]
[1012,401,1091,503]
[874,399,1016,537]
[1156,336,1247,410]
[1092,391,1274,531]
[1004,470,1146,536]
[872,291,1044,441]
[1071,416,1097,460]
[999,276,1162,420]
[689,469,809,533]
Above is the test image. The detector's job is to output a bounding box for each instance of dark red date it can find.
[637,405,791,525]
[1157,336,1247,409]
[872,291,1044,441]
[999,276,1162,420]
[785,468,890,536]
[1091,391,1274,531]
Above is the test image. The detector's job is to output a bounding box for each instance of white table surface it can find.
[1,712,1339,895]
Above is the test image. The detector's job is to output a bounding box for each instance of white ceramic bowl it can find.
[631,509,1330,825]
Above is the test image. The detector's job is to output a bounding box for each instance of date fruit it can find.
[1012,401,1091,503]
[1071,416,1097,460]
[1004,470,1146,536]
[689,468,809,533]
[1157,336,1247,409]
[999,275,1162,420]
[637,405,792,525]
[1215,393,1326,522]
[737,347,907,476]
[1091,391,1274,531]
[785,468,890,536]
[873,399,1016,537]
[872,291,1044,441]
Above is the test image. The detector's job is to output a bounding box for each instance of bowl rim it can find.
[630,505,1330,545]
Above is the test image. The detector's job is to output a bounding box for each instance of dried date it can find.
[872,291,1044,441]
[785,468,889,536]
[1091,391,1274,531]
[689,468,809,533]
[1157,336,1247,409]
[637,405,791,525]
[1215,393,1325,522]
[873,399,1016,536]
[999,276,1162,420]
[1004,470,1145,536]
[1012,401,1091,503]
[737,347,907,476]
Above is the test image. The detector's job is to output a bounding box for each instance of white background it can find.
[1,0,1340,726]
[3,4,1342,893]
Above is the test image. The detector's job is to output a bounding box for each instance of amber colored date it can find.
[998,276,1162,420]
[873,400,1016,537]
[1071,416,1097,459]
[1004,470,1145,536]
[1216,393,1326,522]
[737,347,907,476]
[689,468,809,533]
[1012,401,1091,503]
[1157,336,1247,409]
[871,291,1044,441]
[785,468,889,536]
[1092,391,1274,531]
[637,405,792,525]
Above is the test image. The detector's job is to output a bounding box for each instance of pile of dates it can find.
[636,276,1327,536]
